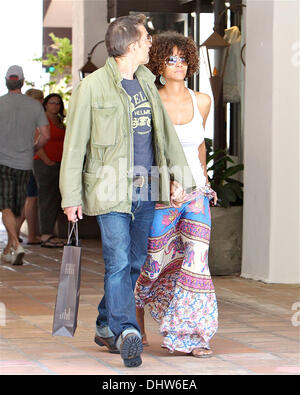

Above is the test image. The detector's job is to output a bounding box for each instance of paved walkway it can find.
[0,222,299,375]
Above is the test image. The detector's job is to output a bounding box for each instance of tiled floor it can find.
[0,220,299,375]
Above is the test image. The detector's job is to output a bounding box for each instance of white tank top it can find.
[174,89,206,188]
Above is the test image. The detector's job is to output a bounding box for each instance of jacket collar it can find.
[105,57,156,87]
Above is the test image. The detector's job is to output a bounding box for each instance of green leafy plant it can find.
[32,33,72,104]
[39,33,72,75]
[205,138,244,208]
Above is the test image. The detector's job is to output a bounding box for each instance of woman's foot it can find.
[136,307,149,346]
[191,348,213,358]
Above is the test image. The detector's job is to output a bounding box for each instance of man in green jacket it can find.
[60,14,195,368]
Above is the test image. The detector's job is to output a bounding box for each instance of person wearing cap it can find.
[0,65,50,265]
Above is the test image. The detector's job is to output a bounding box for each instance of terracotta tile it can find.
[278,353,300,363]
[0,351,29,361]
[210,336,260,355]
[247,365,300,375]
[246,340,299,353]
[0,364,49,375]
[1,234,299,375]
[38,358,118,375]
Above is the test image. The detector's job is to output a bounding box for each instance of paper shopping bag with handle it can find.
[52,221,81,337]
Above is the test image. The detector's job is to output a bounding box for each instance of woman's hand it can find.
[205,182,218,206]
[170,181,185,208]
[210,189,218,206]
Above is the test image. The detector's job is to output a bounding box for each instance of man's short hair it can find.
[105,14,147,57]
[6,78,24,91]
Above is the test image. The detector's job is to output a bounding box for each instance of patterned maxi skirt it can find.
[135,190,218,353]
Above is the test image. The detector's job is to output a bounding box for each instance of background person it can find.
[17,88,45,245]
[33,93,66,248]
[0,66,49,265]
[135,32,218,358]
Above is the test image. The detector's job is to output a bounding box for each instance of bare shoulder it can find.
[194,91,211,109]
[194,91,211,119]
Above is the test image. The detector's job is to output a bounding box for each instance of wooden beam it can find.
[107,0,212,21]
[43,0,52,19]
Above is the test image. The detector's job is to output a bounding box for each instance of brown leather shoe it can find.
[94,335,120,354]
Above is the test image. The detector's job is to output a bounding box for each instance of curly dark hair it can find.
[147,31,199,86]
[43,93,65,120]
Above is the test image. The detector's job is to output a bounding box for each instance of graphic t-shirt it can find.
[121,78,155,176]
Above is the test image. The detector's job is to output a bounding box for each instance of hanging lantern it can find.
[200,31,230,104]
[79,40,105,80]
[79,56,98,80]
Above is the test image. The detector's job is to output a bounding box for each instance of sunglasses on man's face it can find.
[165,56,188,67]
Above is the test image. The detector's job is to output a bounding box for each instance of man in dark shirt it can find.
[64,15,155,369]
[121,77,155,203]
[62,15,186,368]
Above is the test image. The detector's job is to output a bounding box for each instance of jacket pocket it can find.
[91,107,120,146]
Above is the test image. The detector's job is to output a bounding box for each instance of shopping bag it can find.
[52,221,82,337]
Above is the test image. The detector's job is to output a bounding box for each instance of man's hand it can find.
[170,181,186,208]
[63,206,83,222]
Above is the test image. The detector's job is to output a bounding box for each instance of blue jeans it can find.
[96,186,156,340]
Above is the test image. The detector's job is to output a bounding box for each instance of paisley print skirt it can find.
[135,190,218,353]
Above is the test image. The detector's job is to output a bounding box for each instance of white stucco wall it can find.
[72,0,108,88]
[242,0,300,283]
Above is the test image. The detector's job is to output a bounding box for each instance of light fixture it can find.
[79,39,105,80]
[200,31,230,104]
[146,17,155,31]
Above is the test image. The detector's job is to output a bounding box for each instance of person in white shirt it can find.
[135,32,218,358]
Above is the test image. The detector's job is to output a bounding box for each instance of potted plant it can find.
[205,138,244,275]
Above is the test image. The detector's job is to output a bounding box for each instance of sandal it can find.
[41,236,65,248]
[27,239,41,245]
[191,348,213,358]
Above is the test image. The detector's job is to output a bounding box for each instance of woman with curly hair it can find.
[135,31,218,358]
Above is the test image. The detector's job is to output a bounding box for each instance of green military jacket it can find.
[59,57,196,216]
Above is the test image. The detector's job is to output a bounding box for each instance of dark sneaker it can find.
[119,333,143,368]
[94,335,120,354]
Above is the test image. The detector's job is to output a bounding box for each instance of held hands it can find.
[204,181,218,206]
[210,189,218,206]
[170,181,186,208]
[63,206,83,223]
[170,180,218,208]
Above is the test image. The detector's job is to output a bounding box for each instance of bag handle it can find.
[67,221,79,246]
